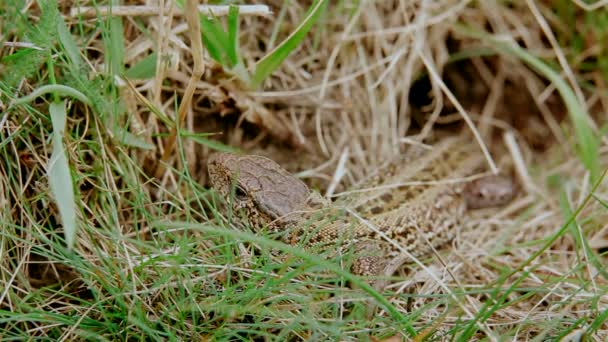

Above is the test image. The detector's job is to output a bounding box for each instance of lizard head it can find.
[207,152,312,231]
[464,175,516,209]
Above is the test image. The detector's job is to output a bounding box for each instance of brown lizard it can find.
[207,135,515,283]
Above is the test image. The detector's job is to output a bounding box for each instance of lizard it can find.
[207,134,516,283]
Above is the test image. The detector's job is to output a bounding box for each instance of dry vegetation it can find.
[1,0,608,340]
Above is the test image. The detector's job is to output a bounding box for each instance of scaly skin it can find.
[207,135,515,282]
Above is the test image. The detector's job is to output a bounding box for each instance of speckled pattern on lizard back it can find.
[207,135,515,278]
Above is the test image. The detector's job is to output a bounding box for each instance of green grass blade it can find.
[12,84,91,107]
[227,5,240,66]
[455,25,600,183]
[458,169,607,338]
[196,8,234,67]
[56,11,83,70]
[225,5,251,83]
[172,2,249,81]
[182,132,241,153]
[105,3,125,76]
[511,49,599,183]
[588,307,608,337]
[251,0,328,88]
[559,184,608,281]
[48,101,78,249]
[158,221,417,337]
[125,52,158,79]
[173,0,229,65]
[116,128,156,150]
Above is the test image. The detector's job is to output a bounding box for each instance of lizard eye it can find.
[234,185,248,201]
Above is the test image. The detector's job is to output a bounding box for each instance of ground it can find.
[0,0,607,340]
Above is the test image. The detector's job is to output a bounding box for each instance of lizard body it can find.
[207,135,515,279]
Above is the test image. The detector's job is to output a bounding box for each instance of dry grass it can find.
[1,0,607,340]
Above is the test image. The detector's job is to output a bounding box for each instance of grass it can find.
[1,0,608,340]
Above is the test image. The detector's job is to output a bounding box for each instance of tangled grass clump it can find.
[1,0,607,340]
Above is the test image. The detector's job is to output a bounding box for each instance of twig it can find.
[70,4,271,18]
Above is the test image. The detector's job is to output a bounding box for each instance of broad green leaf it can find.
[48,101,78,249]
[56,12,83,70]
[200,12,234,67]
[125,53,158,79]
[105,2,125,76]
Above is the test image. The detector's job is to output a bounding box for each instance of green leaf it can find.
[227,5,240,66]
[48,101,78,249]
[200,11,235,67]
[559,186,608,281]
[251,0,328,88]
[125,53,158,79]
[27,0,58,48]
[0,48,46,88]
[56,11,83,70]
[181,132,240,153]
[105,3,125,76]
[225,5,251,83]
[116,127,156,150]
[12,84,91,107]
